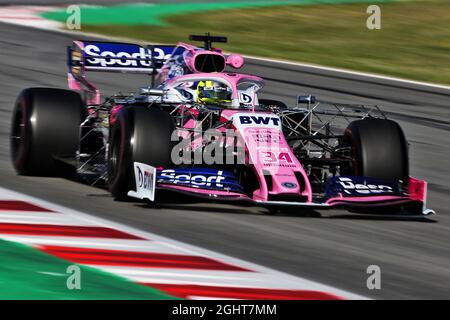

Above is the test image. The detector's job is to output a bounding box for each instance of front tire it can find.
[108,106,174,199]
[344,118,409,184]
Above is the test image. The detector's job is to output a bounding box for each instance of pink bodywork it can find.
[220,109,312,202]
[226,54,245,69]
[157,42,244,84]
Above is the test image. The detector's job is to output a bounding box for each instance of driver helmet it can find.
[196,80,232,106]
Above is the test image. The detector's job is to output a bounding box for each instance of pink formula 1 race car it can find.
[10,34,434,216]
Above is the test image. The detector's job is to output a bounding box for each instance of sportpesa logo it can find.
[158,169,226,188]
[84,44,170,68]
[337,177,393,195]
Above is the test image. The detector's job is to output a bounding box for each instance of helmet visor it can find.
[202,85,232,101]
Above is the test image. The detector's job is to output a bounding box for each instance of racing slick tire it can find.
[108,106,175,200]
[10,88,86,176]
[344,118,409,184]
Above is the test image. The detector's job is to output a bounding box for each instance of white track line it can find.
[0,213,95,226]
[98,266,321,290]
[0,235,180,254]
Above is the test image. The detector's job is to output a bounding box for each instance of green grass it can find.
[0,239,176,299]
[81,1,450,85]
[41,1,397,26]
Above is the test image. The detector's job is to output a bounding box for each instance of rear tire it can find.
[344,118,409,184]
[10,88,86,176]
[108,106,174,199]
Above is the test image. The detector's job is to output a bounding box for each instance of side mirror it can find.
[226,54,244,69]
[298,95,316,104]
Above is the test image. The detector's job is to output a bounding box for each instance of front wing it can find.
[128,163,434,216]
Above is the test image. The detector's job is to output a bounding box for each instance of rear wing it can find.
[68,40,174,74]
[189,33,227,50]
[67,40,174,104]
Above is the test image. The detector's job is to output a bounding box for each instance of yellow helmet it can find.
[196,80,232,105]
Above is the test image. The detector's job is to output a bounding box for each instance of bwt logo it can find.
[137,167,154,191]
[84,45,167,67]
[239,116,280,126]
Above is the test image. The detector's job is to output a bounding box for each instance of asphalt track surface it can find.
[0,22,449,299]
